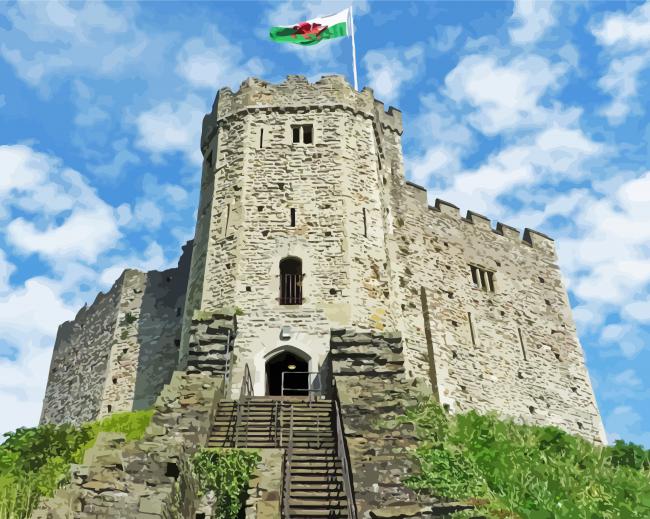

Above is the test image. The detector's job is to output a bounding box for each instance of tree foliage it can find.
[0,409,153,519]
[402,400,650,519]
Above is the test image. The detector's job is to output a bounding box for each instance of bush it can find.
[192,448,260,519]
[402,400,650,518]
[0,409,153,519]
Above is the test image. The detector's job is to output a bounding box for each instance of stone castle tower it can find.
[40,75,606,445]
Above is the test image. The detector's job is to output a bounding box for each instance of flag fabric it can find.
[269,8,350,46]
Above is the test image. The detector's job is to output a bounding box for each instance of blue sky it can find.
[1,0,649,446]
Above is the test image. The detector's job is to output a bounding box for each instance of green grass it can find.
[0,409,153,519]
[401,400,650,519]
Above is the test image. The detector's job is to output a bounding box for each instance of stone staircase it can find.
[208,396,350,518]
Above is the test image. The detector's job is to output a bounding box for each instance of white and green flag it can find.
[269,8,351,46]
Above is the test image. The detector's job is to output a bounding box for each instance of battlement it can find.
[201,74,402,154]
[402,180,555,255]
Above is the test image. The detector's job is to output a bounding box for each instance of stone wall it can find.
[188,75,404,396]
[32,371,223,519]
[389,182,606,443]
[331,328,448,518]
[41,242,192,424]
[40,277,123,425]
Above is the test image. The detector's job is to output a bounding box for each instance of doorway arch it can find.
[265,349,309,396]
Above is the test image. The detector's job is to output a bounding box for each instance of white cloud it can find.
[509,0,558,45]
[560,172,650,311]
[624,300,650,322]
[0,341,55,434]
[430,25,462,53]
[0,250,15,293]
[8,205,120,263]
[591,3,650,124]
[444,54,567,134]
[176,29,266,91]
[98,241,169,287]
[363,44,425,105]
[592,2,650,50]
[597,52,650,124]
[407,146,460,187]
[0,277,75,346]
[432,125,600,214]
[135,94,207,166]
[0,145,122,263]
[0,0,154,89]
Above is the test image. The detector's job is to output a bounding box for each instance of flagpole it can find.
[349,6,358,91]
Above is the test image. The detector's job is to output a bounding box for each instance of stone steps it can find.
[209,397,350,517]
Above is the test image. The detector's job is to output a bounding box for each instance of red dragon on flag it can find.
[291,22,328,41]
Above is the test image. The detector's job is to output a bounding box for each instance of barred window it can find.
[469,265,495,292]
[279,257,303,305]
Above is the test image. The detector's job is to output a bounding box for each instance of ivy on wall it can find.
[191,448,261,519]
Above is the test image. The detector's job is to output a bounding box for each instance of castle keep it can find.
[37,75,606,518]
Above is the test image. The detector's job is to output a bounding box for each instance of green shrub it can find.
[192,448,260,519]
[122,312,137,325]
[402,400,650,519]
[0,409,153,518]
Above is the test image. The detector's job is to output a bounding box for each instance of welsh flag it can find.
[269,8,351,46]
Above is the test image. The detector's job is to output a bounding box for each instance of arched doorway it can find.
[265,350,309,396]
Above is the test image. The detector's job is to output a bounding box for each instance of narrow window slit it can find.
[259,128,264,148]
[468,312,476,346]
[290,208,296,227]
[224,203,231,236]
[518,327,527,361]
[362,208,367,237]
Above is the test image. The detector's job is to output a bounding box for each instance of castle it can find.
[35,74,606,517]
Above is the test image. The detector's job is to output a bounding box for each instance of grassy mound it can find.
[0,409,153,519]
[402,401,650,518]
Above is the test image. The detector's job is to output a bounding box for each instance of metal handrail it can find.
[282,405,294,518]
[333,396,358,519]
[222,329,232,397]
[233,364,253,447]
[281,371,322,403]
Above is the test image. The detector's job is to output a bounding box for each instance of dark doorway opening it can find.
[266,351,309,396]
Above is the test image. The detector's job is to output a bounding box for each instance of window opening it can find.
[468,312,476,346]
[290,208,296,227]
[362,208,367,237]
[487,271,495,292]
[469,265,495,293]
[279,257,303,305]
[303,125,313,144]
[291,124,313,144]
[224,203,231,236]
[470,266,479,287]
[259,128,264,148]
[518,327,527,361]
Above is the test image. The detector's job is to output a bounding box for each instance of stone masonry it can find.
[41,241,192,425]
[36,73,607,516]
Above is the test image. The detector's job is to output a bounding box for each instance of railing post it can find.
[334,395,358,519]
